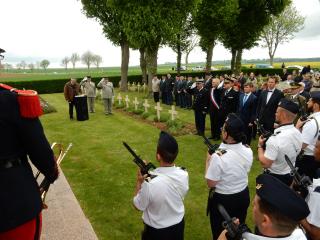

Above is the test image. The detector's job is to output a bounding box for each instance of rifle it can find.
[256,119,273,149]
[202,135,220,155]
[123,142,156,180]
[218,204,250,240]
[284,154,312,197]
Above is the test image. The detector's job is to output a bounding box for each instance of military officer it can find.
[0,83,58,240]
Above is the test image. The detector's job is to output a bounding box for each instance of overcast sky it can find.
[1,0,320,68]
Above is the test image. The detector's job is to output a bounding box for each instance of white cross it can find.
[143,99,150,112]
[154,102,163,121]
[137,83,141,92]
[168,105,178,120]
[133,97,140,110]
[117,93,122,105]
[125,95,130,108]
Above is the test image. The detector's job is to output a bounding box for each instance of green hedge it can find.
[2,68,287,94]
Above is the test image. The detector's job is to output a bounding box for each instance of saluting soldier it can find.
[283,82,307,122]
[206,113,253,240]
[219,77,239,132]
[133,131,189,240]
[187,78,210,135]
[0,83,58,240]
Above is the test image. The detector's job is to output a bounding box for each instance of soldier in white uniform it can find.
[80,76,96,113]
[218,174,310,240]
[296,91,320,179]
[206,113,253,240]
[133,131,189,240]
[258,98,302,186]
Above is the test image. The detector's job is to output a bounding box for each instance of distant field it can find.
[0,62,319,81]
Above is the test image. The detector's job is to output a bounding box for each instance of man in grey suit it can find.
[98,77,114,115]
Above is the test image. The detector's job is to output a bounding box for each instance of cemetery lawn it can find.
[40,90,260,240]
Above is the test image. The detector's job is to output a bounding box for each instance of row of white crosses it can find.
[128,82,147,93]
[116,93,178,120]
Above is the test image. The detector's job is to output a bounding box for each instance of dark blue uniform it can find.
[0,88,58,234]
[188,86,209,135]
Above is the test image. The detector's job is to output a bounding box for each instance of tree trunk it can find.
[205,42,214,73]
[185,52,189,69]
[120,41,129,91]
[235,49,242,75]
[146,47,158,92]
[230,48,236,72]
[177,37,181,75]
[139,48,147,84]
[269,55,274,66]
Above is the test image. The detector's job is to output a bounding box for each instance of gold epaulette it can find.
[215,149,227,156]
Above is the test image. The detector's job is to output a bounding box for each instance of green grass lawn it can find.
[40,90,260,240]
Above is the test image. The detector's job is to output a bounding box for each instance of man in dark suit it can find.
[237,82,257,145]
[256,76,284,132]
[208,78,222,140]
[219,77,239,131]
[187,79,209,135]
[0,84,58,239]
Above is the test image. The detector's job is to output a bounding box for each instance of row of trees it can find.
[61,51,103,70]
[4,59,51,71]
[81,0,304,92]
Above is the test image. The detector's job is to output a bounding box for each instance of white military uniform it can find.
[301,112,320,156]
[242,228,307,240]
[133,166,189,229]
[264,124,302,174]
[206,142,253,194]
[306,178,320,229]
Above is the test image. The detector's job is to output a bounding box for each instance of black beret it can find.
[224,113,245,136]
[158,131,178,156]
[310,91,320,101]
[278,98,299,114]
[86,76,91,79]
[256,174,310,221]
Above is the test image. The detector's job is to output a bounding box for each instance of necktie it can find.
[243,94,248,106]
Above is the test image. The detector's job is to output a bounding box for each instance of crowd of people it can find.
[135,68,320,240]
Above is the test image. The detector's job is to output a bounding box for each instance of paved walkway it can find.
[39,170,98,240]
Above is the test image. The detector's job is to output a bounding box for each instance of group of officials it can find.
[1,67,320,240]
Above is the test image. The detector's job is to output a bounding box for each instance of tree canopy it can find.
[261,3,305,65]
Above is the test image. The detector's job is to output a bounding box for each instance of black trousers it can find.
[264,171,293,186]
[194,110,206,135]
[209,187,250,240]
[209,109,220,139]
[68,101,75,119]
[296,155,320,180]
[153,92,160,103]
[244,125,253,145]
[142,218,184,240]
